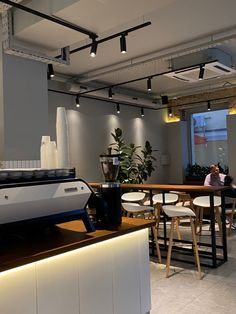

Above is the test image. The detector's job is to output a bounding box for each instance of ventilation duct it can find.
[165,48,236,83]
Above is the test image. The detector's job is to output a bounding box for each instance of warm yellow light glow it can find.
[228,106,236,115]
[0,229,148,275]
[165,115,180,123]
[0,261,36,277]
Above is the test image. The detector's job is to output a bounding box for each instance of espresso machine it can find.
[90,154,122,228]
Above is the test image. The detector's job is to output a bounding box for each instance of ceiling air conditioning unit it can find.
[165,48,236,83]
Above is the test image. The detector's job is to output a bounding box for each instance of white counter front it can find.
[0,218,152,314]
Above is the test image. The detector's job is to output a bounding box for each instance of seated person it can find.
[204,165,236,198]
[204,164,226,187]
[224,175,233,187]
[224,175,236,198]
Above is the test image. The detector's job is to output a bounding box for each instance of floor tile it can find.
[150,230,236,313]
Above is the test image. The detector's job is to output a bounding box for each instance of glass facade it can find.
[191,109,228,167]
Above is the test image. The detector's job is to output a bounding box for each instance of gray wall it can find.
[0,51,187,184]
[48,90,168,183]
[165,121,189,184]
[1,54,48,160]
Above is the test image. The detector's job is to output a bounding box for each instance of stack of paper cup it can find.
[48,141,58,168]
[40,136,51,168]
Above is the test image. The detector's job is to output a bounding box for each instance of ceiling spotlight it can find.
[168,107,173,117]
[207,100,211,111]
[147,78,152,92]
[75,95,80,107]
[108,87,113,99]
[48,64,54,78]
[116,103,120,114]
[90,40,98,57]
[120,34,127,54]
[141,107,144,117]
[199,64,205,80]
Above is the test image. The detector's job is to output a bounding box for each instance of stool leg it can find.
[155,205,161,236]
[166,217,175,278]
[199,207,203,234]
[190,216,202,279]
[194,206,199,233]
[152,225,162,264]
[175,217,182,240]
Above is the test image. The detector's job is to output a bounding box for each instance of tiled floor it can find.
[150,226,236,313]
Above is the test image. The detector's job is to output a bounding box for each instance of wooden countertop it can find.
[89,183,228,193]
[0,217,154,272]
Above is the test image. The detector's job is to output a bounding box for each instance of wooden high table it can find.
[90,183,229,268]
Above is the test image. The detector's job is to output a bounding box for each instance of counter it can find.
[0,217,154,314]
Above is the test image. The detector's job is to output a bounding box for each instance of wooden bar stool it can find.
[152,193,179,225]
[122,202,162,263]
[193,196,222,237]
[162,204,202,279]
[121,191,146,217]
[121,191,146,203]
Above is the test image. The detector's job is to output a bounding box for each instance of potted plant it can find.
[108,128,157,184]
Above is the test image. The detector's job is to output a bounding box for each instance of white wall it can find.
[48,89,168,183]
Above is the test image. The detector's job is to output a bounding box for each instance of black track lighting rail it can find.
[48,88,236,112]
[48,88,157,110]
[78,59,217,96]
[56,21,151,57]
[0,0,97,39]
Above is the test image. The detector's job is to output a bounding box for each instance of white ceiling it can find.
[6,0,236,103]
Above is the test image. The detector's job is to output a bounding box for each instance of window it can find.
[191,109,228,167]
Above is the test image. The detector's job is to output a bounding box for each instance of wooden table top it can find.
[0,217,154,272]
[89,182,228,193]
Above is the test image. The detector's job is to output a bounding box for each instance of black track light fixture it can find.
[199,64,205,80]
[75,94,80,107]
[116,103,120,114]
[147,77,152,92]
[120,34,127,54]
[207,100,211,111]
[141,107,144,117]
[168,107,173,117]
[48,64,54,79]
[90,40,98,57]
[108,87,113,99]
